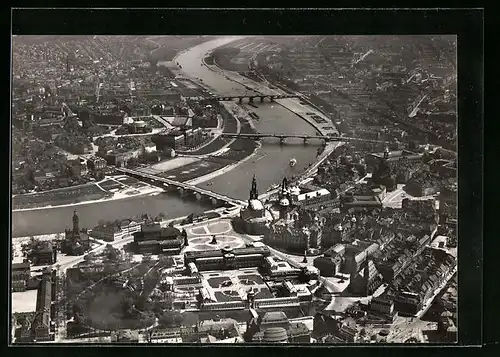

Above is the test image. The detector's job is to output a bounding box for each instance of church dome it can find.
[263,327,288,343]
[279,198,290,207]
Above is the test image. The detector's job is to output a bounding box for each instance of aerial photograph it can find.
[10,35,457,344]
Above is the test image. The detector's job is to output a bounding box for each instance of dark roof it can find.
[162,226,181,237]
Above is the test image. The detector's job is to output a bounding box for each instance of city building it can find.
[86,156,107,171]
[348,259,384,296]
[264,180,325,253]
[296,188,331,206]
[92,111,126,126]
[264,223,318,254]
[314,241,380,278]
[246,311,311,343]
[110,329,140,343]
[365,149,422,172]
[370,296,395,316]
[105,143,157,167]
[313,312,341,338]
[439,182,457,221]
[62,210,90,255]
[31,270,53,341]
[12,260,31,292]
[89,219,141,242]
[281,281,313,302]
[152,127,206,151]
[133,222,185,255]
[334,318,358,343]
[341,193,382,212]
[196,318,243,343]
[184,246,271,272]
[263,256,302,280]
[29,241,57,266]
[383,247,456,316]
[437,311,457,342]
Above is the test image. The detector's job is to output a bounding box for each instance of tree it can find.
[105,244,119,261]
[120,296,135,318]
[159,311,183,327]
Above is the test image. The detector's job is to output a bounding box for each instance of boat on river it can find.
[289,158,297,167]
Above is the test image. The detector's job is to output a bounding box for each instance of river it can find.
[13,36,320,237]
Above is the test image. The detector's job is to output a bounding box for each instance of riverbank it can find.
[13,185,163,213]
[208,55,338,138]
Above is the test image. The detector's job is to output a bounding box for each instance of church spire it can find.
[72,210,80,234]
[249,174,258,200]
[280,177,289,197]
[383,146,390,160]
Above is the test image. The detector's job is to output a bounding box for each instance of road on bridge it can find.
[116,167,246,207]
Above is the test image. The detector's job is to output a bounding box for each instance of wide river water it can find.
[12,37,319,237]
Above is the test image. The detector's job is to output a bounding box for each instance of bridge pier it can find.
[303,137,308,145]
[195,193,202,201]
[279,138,285,145]
[178,187,185,196]
[270,97,275,102]
[260,96,265,102]
[248,97,254,103]
[238,97,242,103]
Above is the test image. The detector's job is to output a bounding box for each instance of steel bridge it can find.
[116,168,245,207]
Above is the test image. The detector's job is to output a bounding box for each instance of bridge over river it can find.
[220,132,389,145]
[116,168,246,207]
[188,94,301,103]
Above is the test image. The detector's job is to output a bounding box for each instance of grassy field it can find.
[99,179,126,191]
[12,183,110,210]
[160,161,227,182]
[207,277,231,289]
[214,291,241,302]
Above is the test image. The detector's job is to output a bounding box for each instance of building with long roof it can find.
[31,270,53,341]
[184,246,271,272]
[133,222,185,255]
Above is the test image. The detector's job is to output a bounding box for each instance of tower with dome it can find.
[238,175,272,235]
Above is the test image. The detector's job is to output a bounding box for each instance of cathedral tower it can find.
[72,210,80,236]
[249,174,259,201]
